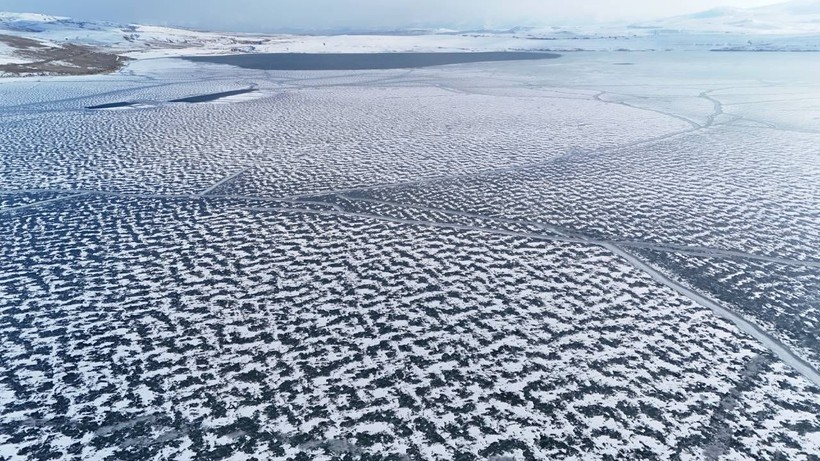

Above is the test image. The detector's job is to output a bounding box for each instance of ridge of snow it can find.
[0,12,69,23]
[634,0,820,35]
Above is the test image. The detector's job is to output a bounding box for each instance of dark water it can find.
[86,101,134,110]
[170,89,257,103]
[182,52,560,71]
[85,89,258,109]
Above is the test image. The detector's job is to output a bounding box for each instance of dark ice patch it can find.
[170,88,257,103]
[182,52,561,71]
[86,101,134,110]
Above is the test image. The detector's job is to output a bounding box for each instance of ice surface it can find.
[0,51,819,459]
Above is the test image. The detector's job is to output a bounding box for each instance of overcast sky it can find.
[2,0,785,31]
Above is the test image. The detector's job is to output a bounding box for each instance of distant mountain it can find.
[0,12,228,48]
[0,12,69,31]
[633,0,820,35]
[0,12,280,76]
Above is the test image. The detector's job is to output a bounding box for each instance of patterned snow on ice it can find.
[1,52,819,460]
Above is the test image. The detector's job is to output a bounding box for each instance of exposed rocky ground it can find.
[0,34,126,76]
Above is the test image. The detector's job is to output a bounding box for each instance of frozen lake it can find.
[183,51,561,70]
[1,52,819,460]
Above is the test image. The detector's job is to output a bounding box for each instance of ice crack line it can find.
[245,202,820,387]
[0,193,87,215]
[593,91,702,130]
[700,90,725,127]
[602,242,820,387]
[199,169,248,196]
[1,186,817,385]
[335,195,820,269]
[1,188,817,269]
[274,128,701,202]
[613,240,820,269]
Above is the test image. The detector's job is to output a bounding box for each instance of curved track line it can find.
[601,242,820,388]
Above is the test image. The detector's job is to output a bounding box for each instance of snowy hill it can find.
[0,12,258,52]
[0,12,298,75]
[0,11,625,77]
[634,0,820,35]
[1,2,820,76]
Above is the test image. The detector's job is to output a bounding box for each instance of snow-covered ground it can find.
[0,41,27,65]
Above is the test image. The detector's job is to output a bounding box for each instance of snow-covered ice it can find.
[0,15,819,461]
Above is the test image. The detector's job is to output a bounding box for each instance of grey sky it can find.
[1,0,784,31]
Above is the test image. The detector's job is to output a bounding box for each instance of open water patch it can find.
[182,52,560,71]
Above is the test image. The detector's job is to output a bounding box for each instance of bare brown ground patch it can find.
[0,38,128,76]
[0,34,46,49]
